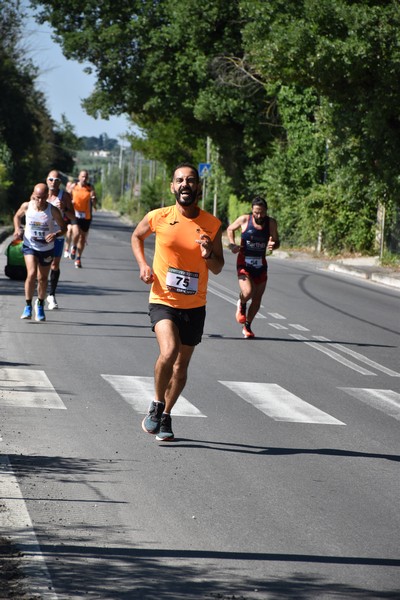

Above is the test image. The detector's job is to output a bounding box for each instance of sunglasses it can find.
[48,177,60,182]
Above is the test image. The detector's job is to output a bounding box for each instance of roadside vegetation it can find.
[1,0,400,263]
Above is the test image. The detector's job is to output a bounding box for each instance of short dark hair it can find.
[172,162,199,183]
[252,196,267,210]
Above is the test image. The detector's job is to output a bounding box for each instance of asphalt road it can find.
[1,211,399,600]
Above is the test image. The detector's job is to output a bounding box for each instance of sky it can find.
[23,5,132,141]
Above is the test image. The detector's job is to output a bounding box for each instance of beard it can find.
[254,216,266,225]
[175,186,197,206]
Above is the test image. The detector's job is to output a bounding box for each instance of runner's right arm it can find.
[13,202,29,240]
[131,215,154,284]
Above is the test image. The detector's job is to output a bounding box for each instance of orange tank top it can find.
[72,184,93,219]
[148,205,221,308]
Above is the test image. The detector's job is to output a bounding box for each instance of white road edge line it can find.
[208,281,267,318]
[289,334,376,376]
[0,454,58,599]
[313,336,400,377]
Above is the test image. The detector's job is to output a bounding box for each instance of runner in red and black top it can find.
[227,196,280,338]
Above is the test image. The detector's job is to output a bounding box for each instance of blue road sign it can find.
[198,163,211,178]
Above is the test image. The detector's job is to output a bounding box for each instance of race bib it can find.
[75,210,86,219]
[166,267,199,295]
[31,227,48,244]
[245,256,263,268]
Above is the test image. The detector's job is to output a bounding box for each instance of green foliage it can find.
[0,143,13,221]
[228,195,250,224]
[52,114,82,173]
[240,0,400,252]
[19,0,400,253]
[29,0,272,196]
[380,251,400,269]
[0,2,78,218]
[128,119,202,174]
[140,177,173,213]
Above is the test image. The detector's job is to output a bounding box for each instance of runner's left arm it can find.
[201,226,224,275]
[90,187,97,211]
[269,217,280,250]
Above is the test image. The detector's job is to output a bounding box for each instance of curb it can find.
[371,272,400,289]
[327,263,400,289]
[327,263,369,279]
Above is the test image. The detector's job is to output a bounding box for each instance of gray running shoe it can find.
[156,414,174,442]
[142,401,165,434]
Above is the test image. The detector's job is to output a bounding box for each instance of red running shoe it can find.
[242,322,255,338]
[235,299,247,324]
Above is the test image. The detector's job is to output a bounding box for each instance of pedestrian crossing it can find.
[218,381,344,424]
[1,370,399,426]
[101,374,206,417]
[0,368,66,409]
[339,388,400,422]
[102,375,345,423]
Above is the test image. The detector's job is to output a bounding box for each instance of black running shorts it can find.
[148,303,206,346]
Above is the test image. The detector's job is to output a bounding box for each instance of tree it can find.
[29,0,275,196]
[240,0,400,250]
[28,0,400,251]
[0,1,77,216]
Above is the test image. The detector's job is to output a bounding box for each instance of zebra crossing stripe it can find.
[340,388,400,421]
[0,369,66,409]
[219,381,345,424]
[101,375,206,417]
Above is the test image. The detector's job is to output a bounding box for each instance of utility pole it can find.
[119,145,125,199]
[213,148,219,217]
[202,136,211,209]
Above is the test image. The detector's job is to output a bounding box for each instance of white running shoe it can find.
[47,295,58,310]
[63,250,70,258]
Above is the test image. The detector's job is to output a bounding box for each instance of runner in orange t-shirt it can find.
[70,170,97,268]
[131,162,224,441]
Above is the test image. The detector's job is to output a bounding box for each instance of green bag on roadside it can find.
[4,240,27,280]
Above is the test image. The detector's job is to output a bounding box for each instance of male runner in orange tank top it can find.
[131,163,224,441]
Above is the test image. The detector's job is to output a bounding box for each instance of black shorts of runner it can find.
[76,218,91,233]
[149,303,206,346]
[22,244,54,267]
